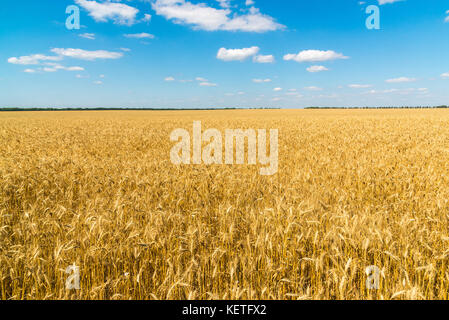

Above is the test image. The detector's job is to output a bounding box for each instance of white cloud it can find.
[199,82,217,87]
[8,54,62,65]
[66,66,85,71]
[348,84,372,88]
[286,92,303,98]
[252,78,271,83]
[378,0,404,5]
[120,47,131,52]
[152,0,284,32]
[441,72,449,78]
[367,87,427,95]
[50,48,123,60]
[8,53,86,74]
[124,33,155,39]
[273,87,282,91]
[40,63,86,73]
[216,0,231,8]
[253,54,274,63]
[385,77,416,83]
[142,14,152,22]
[94,80,103,85]
[245,0,255,5]
[217,46,259,61]
[284,50,348,63]
[306,65,328,73]
[195,77,208,81]
[43,67,58,73]
[304,86,323,91]
[79,33,96,40]
[165,76,175,81]
[75,0,139,26]
[445,15,449,23]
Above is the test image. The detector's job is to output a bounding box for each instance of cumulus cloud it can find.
[368,88,428,95]
[385,77,416,83]
[21,63,84,73]
[441,72,449,78]
[252,78,271,83]
[304,86,323,91]
[217,46,259,61]
[285,91,303,98]
[199,82,217,87]
[61,66,84,71]
[151,0,284,32]
[348,84,372,88]
[273,87,282,91]
[253,54,275,63]
[8,47,125,77]
[124,33,155,39]
[216,0,231,8]
[306,65,328,73]
[43,67,58,73]
[8,48,101,73]
[284,50,348,63]
[165,76,175,81]
[50,48,123,60]
[142,13,152,22]
[75,0,139,25]
[8,54,62,65]
[378,0,404,5]
[79,33,96,40]
[45,63,85,72]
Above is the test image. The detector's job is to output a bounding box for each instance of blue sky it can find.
[1,0,448,108]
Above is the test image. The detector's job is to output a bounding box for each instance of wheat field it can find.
[1,109,449,300]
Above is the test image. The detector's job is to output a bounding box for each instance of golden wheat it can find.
[1,109,449,300]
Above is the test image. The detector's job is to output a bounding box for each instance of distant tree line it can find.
[305,106,449,109]
[0,107,281,112]
[0,106,448,111]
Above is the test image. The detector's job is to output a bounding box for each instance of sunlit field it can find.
[2,109,449,300]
